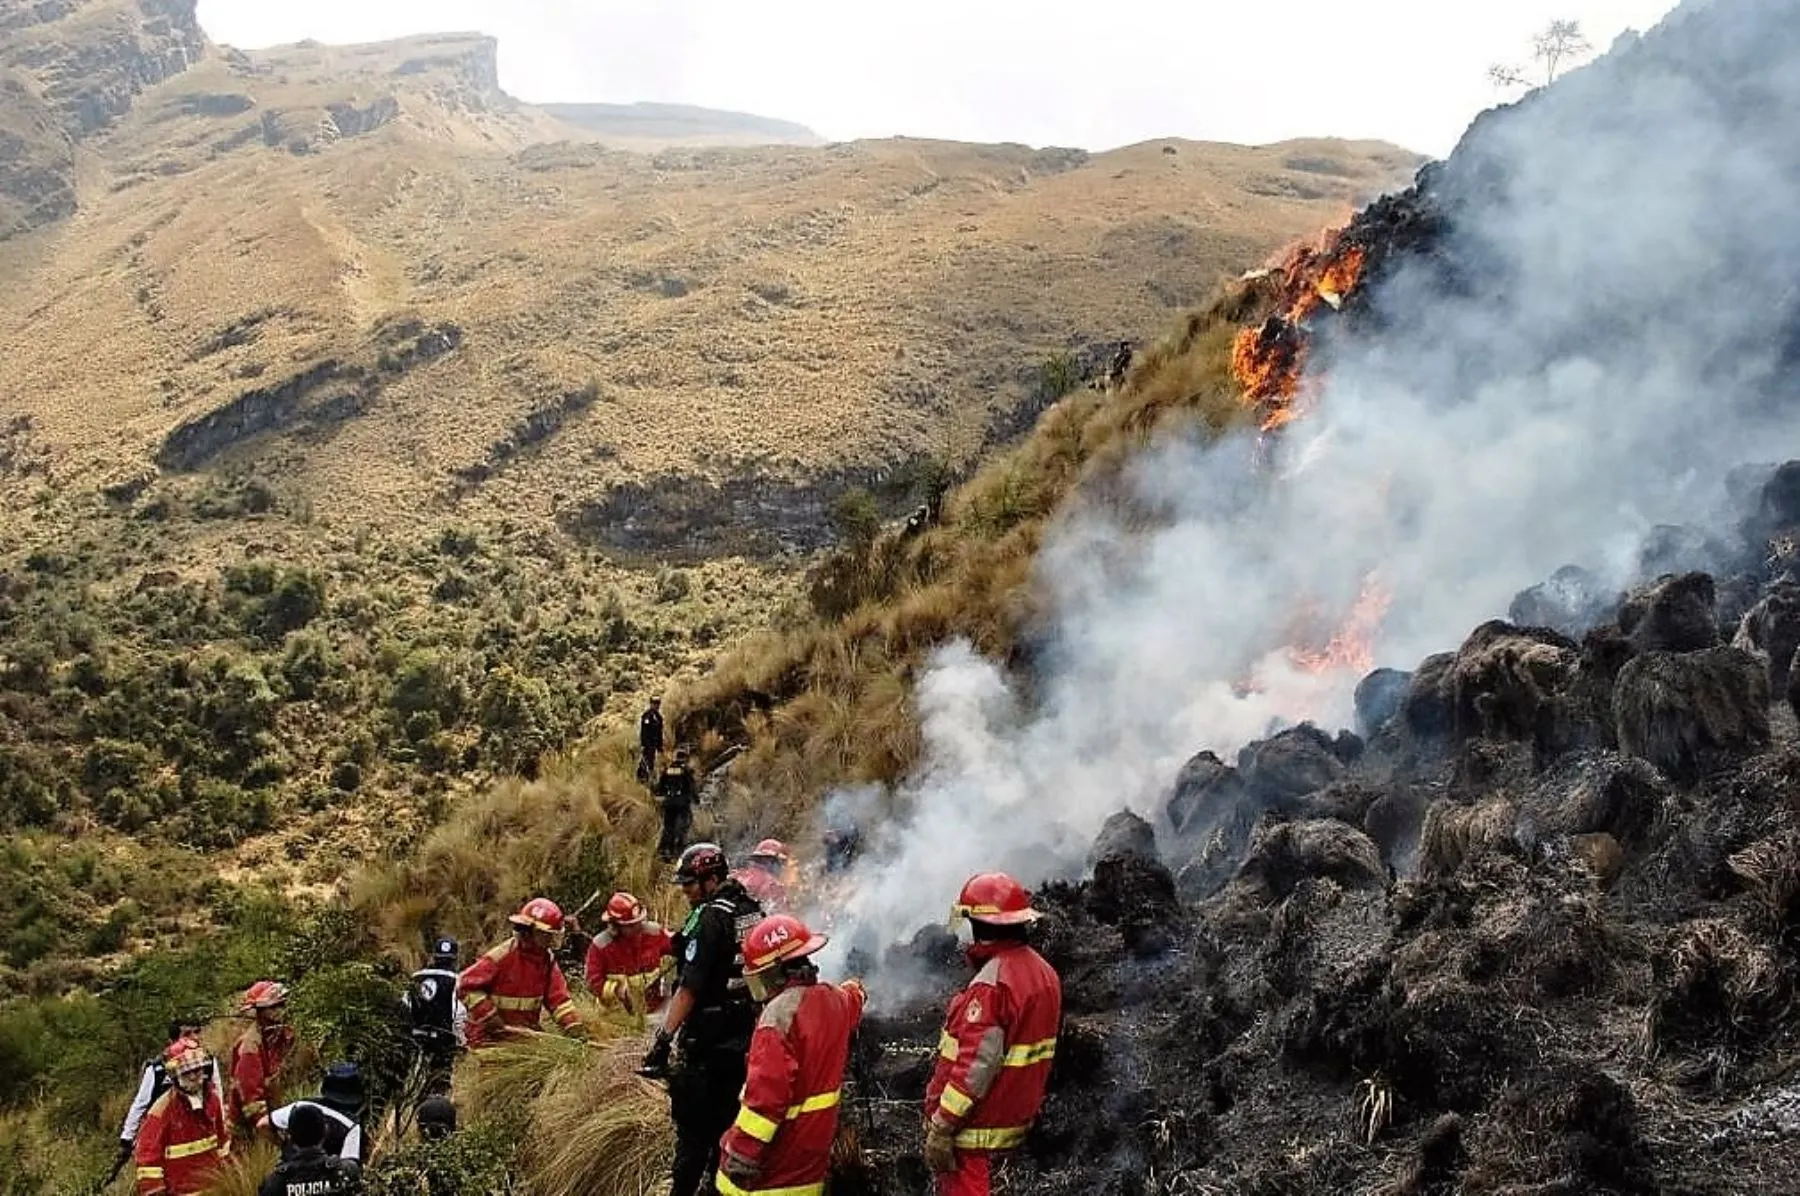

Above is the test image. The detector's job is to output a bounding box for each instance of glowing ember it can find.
[1232,231,1368,432]
[1288,576,1393,676]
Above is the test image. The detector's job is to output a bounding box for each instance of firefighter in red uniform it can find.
[717,914,866,1196]
[136,1037,231,1196]
[229,980,295,1132]
[458,897,585,1046]
[923,873,1062,1196]
[585,891,676,1015]
[733,839,796,913]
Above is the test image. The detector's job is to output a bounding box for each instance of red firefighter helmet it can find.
[240,979,289,1012]
[743,914,828,975]
[163,1036,211,1076]
[508,897,565,933]
[603,892,647,926]
[750,837,789,862]
[951,872,1040,926]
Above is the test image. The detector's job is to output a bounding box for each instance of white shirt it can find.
[270,1100,363,1162]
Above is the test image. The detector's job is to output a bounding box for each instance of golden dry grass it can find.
[0,21,1418,549]
[463,1030,672,1196]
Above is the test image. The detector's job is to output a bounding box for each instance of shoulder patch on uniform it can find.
[965,997,984,1023]
[685,939,698,962]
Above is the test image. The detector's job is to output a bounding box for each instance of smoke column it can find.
[815,0,1800,977]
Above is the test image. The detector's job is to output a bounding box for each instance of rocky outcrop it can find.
[0,0,205,237]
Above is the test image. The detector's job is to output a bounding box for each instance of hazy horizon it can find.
[195,0,1681,157]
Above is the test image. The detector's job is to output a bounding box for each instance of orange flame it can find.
[1288,575,1392,676]
[1232,231,1368,432]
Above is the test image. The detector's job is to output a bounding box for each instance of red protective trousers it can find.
[935,1153,993,1196]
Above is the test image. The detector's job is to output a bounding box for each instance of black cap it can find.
[417,1095,457,1139]
[320,1063,364,1115]
[289,1102,327,1149]
[432,936,458,962]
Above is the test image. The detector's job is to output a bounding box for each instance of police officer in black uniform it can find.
[403,936,463,1097]
[638,697,665,784]
[655,747,699,861]
[641,842,764,1196]
[258,1103,362,1196]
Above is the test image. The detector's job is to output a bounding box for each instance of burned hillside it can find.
[783,0,1800,1191]
[834,453,1800,1194]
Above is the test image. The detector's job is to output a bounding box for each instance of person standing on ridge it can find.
[640,842,764,1196]
[639,696,666,784]
[404,936,465,1094]
[118,1014,222,1173]
[656,746,699,861]
[229,980,295,1133]
[923,873,1062,1196]
[716,914,866,1196]
[135,1038,231,1196]
[458,898,585,1047]
[585,891,675,1018]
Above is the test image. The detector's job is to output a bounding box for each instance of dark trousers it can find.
[668,1048,747,1196]
[658,804,694,861]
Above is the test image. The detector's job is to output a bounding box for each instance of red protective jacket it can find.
[733,865,790,913]
[228,1021,295,1126]
[134,1087,230,1195]
[925,940,1061,1153]
[458,937,583,1046]
[718,979,866,1196]
[584,923,675,1012]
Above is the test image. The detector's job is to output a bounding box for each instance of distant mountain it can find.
[542,101,824,148]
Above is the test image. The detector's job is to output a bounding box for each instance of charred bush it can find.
[1733,581,1800,692]
[1233,817,1386,904]
[1401,652,1456,740]
[1088,853,1180,956]
[1165,748,1247,836]
[1621,571,1719,653]
[1649,918,1792,1058]
[1418,796,1518,880]
[1523,751,1667,847]
[1355,667,1411,737]
[1446,620,1580,745]
[1473,1068,1653,1193]
[1613,647,1770,783]
[1237,723,1345,805]
[1088,808,1157,865]
[1364,788,1430,871]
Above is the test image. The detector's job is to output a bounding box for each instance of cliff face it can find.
[0,0,206,237]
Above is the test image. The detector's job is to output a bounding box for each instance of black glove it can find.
[639,1029,673,1078]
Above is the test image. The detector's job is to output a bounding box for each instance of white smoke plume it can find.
[813,0,1800,981]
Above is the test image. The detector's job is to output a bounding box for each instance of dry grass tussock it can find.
[464,1030,672,1196]
[353,754,669,965]
[199,1140,280,1196]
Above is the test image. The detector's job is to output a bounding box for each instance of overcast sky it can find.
[194,0,1681,156]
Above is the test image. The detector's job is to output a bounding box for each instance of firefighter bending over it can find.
[458,898,585,1046]
[640,842,764,1196]
[924,873,1062,1196]
[585,891,675,1016]
[718,914,866,1196]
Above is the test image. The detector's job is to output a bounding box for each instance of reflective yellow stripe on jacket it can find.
[490,994,540,1012]
[731,1090,841,1144]
[164,1135,220,1159]
[937,1031,1056,1066]
[715,1175,824,1196]
[136,1167,166,1180]
[955,1124,1031,1150]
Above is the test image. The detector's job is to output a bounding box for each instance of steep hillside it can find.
[0,3,1417,560]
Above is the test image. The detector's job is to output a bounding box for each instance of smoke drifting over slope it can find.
[819,0,1800,968]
